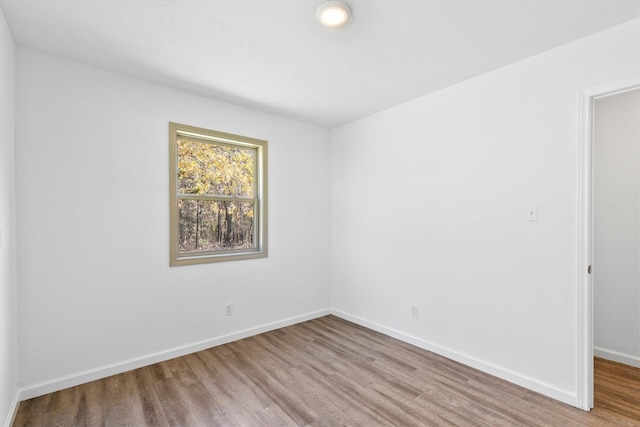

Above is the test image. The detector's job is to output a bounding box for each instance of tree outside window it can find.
[169,123,267,265]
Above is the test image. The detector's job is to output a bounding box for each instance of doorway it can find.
[592,88,640,419]
[577,80,640,411]
[592,88,640,366]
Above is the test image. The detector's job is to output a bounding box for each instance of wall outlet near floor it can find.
[225,303,233,316]
[411,304,419,318]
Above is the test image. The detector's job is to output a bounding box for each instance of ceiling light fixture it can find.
[316,1,351,28]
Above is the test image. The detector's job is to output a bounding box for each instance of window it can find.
[169,123,267,266]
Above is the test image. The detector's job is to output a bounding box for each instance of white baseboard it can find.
[594,347,640,368]
[330,309,578,408]
[3,390,20,427]
[18,309,331,401]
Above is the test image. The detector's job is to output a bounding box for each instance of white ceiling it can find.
[1,0,638,127]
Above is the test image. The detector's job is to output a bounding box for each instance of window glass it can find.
[169,123,267,266]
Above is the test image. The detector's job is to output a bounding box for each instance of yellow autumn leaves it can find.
[177,138,255,197]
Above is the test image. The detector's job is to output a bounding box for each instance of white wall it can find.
[16,49,331,396]
[593,88,640,367]
[0,5,18,426]
[330,19,640,406]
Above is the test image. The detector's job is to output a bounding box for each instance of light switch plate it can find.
[526,205,538,222]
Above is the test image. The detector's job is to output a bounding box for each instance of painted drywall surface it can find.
[330,19,640,402]
[593,89,640,366]
[16,49,331,387]
[0,5,18,425]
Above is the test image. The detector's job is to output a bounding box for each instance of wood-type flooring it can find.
[593,357,640,423]
[13,315,640,426]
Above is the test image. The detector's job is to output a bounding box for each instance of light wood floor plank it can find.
[12,315,640,426]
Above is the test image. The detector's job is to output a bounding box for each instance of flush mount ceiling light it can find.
[316,1,351,28]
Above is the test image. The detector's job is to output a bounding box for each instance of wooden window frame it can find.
[169,122,268,266]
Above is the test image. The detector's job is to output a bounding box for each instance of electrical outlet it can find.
[411,304,419,318]
[225,303,233,316]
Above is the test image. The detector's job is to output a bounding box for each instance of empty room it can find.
[1,0,639,426]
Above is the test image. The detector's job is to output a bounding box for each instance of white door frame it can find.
[576,77,640,411]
